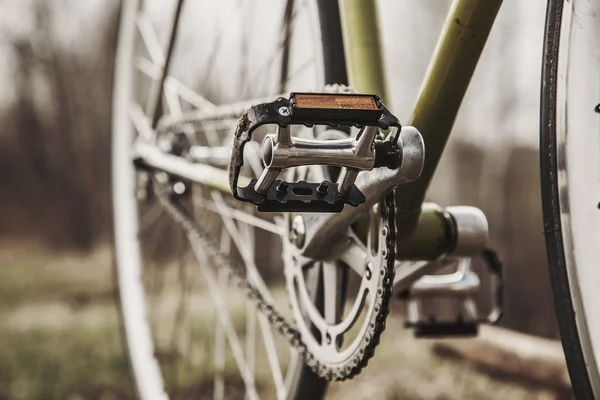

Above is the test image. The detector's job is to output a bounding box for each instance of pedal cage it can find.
[238,179,365,213]
[229,93,402,213]
[402,250,504,338]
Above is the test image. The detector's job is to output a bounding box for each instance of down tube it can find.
[394,0,503,239]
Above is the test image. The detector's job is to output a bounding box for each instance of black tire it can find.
[540,0,595,398]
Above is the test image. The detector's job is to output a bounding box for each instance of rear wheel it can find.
[111,1,348,399]
[540,0,600,397]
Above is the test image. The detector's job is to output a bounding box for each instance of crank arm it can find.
[300,126,424,260]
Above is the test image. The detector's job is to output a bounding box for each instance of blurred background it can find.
[0,0,566,399]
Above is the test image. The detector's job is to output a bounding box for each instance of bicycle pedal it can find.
[229,93,403,213]
[402,251,503,339]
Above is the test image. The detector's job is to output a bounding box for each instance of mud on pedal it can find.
[401,250,504,338]
[229,93,403,213]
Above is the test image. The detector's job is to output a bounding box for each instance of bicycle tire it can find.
[540,0,600,398]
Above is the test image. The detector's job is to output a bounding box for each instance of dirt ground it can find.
[0,244,571,400]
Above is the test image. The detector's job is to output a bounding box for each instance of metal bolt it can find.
[172,181,186,195]
[289,215,306,248]
[277,181,289,193]
[316,181,329,195]
[278,106,291,116]
[365,262,372,280]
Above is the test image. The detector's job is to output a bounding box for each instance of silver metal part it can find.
[392,256,460,295]
[188,145,231,166]
[283,196,395,373]
[289,215,306,248]
[254,124,380,194]
[409,258,481,297]
[132,140,234,189]
[404,258,481,324]
[301,126,425,260]
[446,206,489,256]
[338,125,378,193]
[278,106,291,116]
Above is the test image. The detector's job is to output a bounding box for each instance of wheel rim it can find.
[112,1,338,399]
[552,0,600,394]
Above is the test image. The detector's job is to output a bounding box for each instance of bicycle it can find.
[111,0,597,399]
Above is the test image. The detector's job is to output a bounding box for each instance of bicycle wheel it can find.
[541,0,600,398]
[112,1,348,399]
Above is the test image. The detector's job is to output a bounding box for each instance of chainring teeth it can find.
[283,194,396,381]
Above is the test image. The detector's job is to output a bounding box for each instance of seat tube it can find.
[338,0,389,106]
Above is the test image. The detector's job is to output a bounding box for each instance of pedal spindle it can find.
[229,93,403,213]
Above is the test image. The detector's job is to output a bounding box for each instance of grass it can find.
[0,244,569,399]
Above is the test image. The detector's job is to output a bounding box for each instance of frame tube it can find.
[394,0,503,239]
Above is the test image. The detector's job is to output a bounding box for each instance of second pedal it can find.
[402,251,503,338]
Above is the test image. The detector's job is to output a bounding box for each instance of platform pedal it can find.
[229,93,404,213]
[402,250,503,338]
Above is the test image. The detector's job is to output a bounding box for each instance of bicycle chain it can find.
[152,184,395,382]
[151,84,396,381]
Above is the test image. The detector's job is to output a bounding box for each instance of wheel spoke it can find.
[213,227,230,400]
[129,102,154,141]
[239,0,308,98]
[138,202,166,236]
[164,85,183,118]
[211,191,290,395]
[210,192,274,304]
[197,0,239,93]
[242,221,257,399]
[146,0,186,127]
[136,11,166,66]
[257,316,287,400]
[136,56,216,110]
[195,198,285,236]
[239,206,287,399]
[169,236,191,352]
[189,233,259,400]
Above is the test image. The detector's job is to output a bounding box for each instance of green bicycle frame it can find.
[340,0,503,259]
